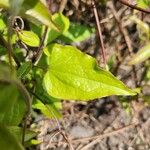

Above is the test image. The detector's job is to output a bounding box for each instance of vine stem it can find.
[118,0,150,14]
[91,0,107,68]
[33,26,48,65]
[7,16,14,69]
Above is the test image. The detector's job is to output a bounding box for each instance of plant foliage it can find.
[0,0,142,149]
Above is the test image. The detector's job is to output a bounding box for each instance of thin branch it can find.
[80,124,137,150]
[49,123,138,147]
[32,26,48,65]
[91,0,107,68]
[118,0,150,14]
[60,131,74,150]
[29,90,61,131]
[7,16,14,69]
[109,2,138,87]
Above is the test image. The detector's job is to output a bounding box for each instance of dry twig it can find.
[118,0,150,14]
[79,123,137,150]
[50,123,138,147]
[108,1,138,87]
[91,0,107,68]
[33,26,48,64]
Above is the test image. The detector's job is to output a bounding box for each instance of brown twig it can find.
[91,0,107,68]
[118,0,150,14]
[80,124,136,150]
[32,26,48,65]
[7,16,14,69]
[60,131,74,150]
[109,1,138,87]
[50,123,138,148]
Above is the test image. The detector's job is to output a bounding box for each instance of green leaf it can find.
[0,124,24,150]
[32,67,62,118]
[8,126,37,142]
[137,0,150,9]
[30,139,41,145]
[18,30,40,47]
[0,84,17,114]
[45,13,70,44]
[0,64,26,126]
[0,84,26,126]
[21,0,59,31]
[17,62,32,79]
[59,23,95,43]
[0,0,9,9]
[0,62,16,81]
[0,15,6,31]
[29,22,42,37]
[0,0,59,31]
[129,43,150,65]
[33,99,62,119]
[43,44,136,100]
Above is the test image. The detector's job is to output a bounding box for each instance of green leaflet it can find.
[0,63,15,82]
[8,126,37,142]
[32,67,62,119]
[18,30,40,47]
[43,44,136,100]
[0,14,6,31]
[59,23,95,43]
[32,100,62,119]
[129,43,150,65]
[0,124,24,150]
[137,0,150,9]
[17,62,32,79]
[0,64,26,126]
[21,0,59,31]
[45,13,70,44]
[0,84,26,126]
[0,0,58,31]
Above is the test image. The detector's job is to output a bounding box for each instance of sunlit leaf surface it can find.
[43,44,136,100]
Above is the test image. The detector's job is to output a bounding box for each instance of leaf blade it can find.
[43,44,136,100]
[0,84,26,126]
[17,61,32,79]
[45,13,70,44]
[0,124,24,150]
[21,0,59,31]
[18,30,40,47]
[59,23,95,43]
